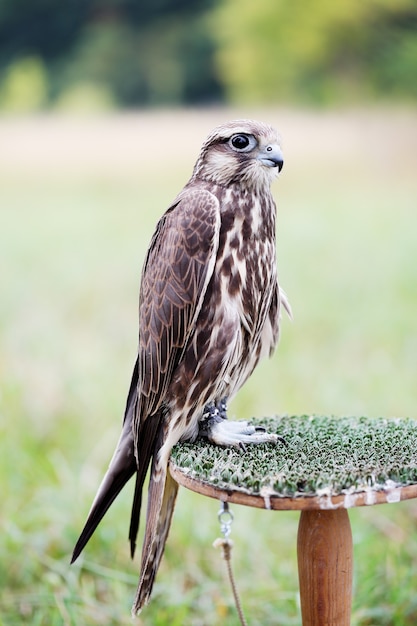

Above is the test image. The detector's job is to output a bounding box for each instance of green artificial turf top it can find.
[170,415,417,499]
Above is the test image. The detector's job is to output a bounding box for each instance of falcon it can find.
[71,119,291,614]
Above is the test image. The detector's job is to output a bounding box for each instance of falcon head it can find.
[192,119,283,189]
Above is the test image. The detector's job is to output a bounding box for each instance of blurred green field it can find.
[1,108,417,625]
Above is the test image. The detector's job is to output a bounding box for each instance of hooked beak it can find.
[257,144,284,172]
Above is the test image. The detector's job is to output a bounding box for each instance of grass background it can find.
[1,107,417,625]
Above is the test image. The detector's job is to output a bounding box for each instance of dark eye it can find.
[228,133,257,152]
[231,134,250,150]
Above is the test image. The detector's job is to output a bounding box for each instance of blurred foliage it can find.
[212,0,417,105]
[0,0,416,110]
[0,0,221,110]
[0,56,48,111]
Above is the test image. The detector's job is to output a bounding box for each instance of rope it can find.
[214,501,248,626]
[213,537,248,626]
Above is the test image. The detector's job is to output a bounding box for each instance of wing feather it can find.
[136,188,220,422]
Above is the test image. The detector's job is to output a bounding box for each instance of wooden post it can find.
[297,509,353,626]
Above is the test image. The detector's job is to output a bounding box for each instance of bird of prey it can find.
[71,119,291,614]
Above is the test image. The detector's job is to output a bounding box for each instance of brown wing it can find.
[71,188,221,563]
[136,187,221,424]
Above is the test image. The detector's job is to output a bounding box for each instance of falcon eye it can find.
[229,134,257,152]
[231,134,249,149]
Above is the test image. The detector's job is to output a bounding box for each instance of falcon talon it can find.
[203,418,283,447]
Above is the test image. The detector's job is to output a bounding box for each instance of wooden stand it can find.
[170,461,417,626]
[297,509,352,626]
[169,415,417,624]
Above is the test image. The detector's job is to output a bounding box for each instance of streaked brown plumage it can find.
[72,119,290,614]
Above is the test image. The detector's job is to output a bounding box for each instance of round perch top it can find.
[170,415,417,510]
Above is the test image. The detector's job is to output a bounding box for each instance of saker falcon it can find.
[71,119,291,614]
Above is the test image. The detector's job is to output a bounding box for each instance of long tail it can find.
[72,359,161,564]
[71,410,137,563]
[132,423,179,614]
[72,360,178,613]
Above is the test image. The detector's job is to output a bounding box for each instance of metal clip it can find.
[217,501,234,539]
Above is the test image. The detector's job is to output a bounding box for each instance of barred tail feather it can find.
[71,356,165,565]
[132,437,179,613]
[71,418,136,563]
[128,412,164,558]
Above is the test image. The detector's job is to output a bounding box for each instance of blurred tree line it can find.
[0,0,221,111]
[0,0,416,112]
[214,0,417,105]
